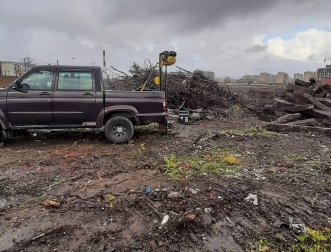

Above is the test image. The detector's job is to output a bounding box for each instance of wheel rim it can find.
[112,123,127,138]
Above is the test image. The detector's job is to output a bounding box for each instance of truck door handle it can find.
[39,92,51,96]
[83,92,94,96]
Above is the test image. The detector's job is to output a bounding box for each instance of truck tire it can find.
[104,116,134,143]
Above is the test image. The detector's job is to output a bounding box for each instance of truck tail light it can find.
[163,99,166,111]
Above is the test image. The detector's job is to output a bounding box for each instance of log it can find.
[274,111,287,117]
[274,98,294,107]
[283,104,314,113]
[295,79,311,87]
[315,98,331,106]
[309,78,316,84]
[274,113,301,124]
[312,80,324,92]
[284,91,305,104]
[287,84,313,95]
[284,118,316,126]
[264,123,331,136]
[321,119,331,127]
[293,91,331,112]
[305,109,331,119]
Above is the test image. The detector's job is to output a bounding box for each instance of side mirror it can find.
[15,81,23,89]
[12,81,28,93]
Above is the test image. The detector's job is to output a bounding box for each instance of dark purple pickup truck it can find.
[0,65,166,143]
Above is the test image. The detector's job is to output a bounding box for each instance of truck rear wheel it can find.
[104,116,134,143]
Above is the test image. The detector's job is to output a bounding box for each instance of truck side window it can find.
[20,70,53,90]
[58,71,93,91]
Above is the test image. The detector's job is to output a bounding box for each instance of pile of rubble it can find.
[263,78,331,135]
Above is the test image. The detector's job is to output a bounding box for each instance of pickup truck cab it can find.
[0,65,166,143]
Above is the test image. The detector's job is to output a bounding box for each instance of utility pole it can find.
[72,58,75,65]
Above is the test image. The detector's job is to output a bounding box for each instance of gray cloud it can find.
[245,44,268,53]
[0,0,330,78]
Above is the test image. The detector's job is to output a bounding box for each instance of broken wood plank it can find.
[284,91,305,105]
[315,97,331,106]
[283,104,314,113]
[305,109,331,120]
[321,119,331,127]
[273,113,301,124]
[283,118,316,126]
[295,79,312,87]
[274,98,294,107]
[312,80,324,92]
[287,84,313,95]
[263,123,331,136]
[293,91,331,112]
[274,111,287,117]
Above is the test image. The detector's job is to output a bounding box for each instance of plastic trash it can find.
[244,194,258,205]
[160,215,169,228]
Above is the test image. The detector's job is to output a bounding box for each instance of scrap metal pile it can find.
[107,62,237,110]
[263,78,331,135]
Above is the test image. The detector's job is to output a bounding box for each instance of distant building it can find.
[317,65,331,82]
[294,73,303,81]
[304,71,317,82]
[205,71,215,80]
[323,77,331,85]
[268,74,277,84]
[276,72,289,85]
[242,74,259,83]
[0,61,22,76]
[258,72,269,84]
[193,69,215,80]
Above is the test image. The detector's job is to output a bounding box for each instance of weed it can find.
[251,228,331,252]
[105,194,116,207]
[294,227,331,251]
[231,105,242,112]
[48,179,64,191]
[223,155,241,165]
[161,150,240,180]
[219,127,275,137]
[131,143,146,156]
[285,154,307,163]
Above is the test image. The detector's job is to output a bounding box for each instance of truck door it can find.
[52,70,96,124]
[6,69,54,126]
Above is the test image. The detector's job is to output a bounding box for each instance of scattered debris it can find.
[40,200,61,207]
[244,194,258,205]
[160,215,169,228]
[167,191,181,199]
[292,224,306,234]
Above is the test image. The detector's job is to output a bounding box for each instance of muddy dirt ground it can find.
[1,85,331,252]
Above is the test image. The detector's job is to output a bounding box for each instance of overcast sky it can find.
[0,0,330,78]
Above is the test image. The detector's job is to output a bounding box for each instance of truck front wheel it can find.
[104,116,134,143]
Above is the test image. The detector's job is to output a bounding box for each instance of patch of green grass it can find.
[130,143,146,156]
[219,126,275,137]
[48,179,64,191]
[231,105,243,112]
[286,154,307,163]
[105,194,116,207]
[161,150,241,180]
[251,228,331,252]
